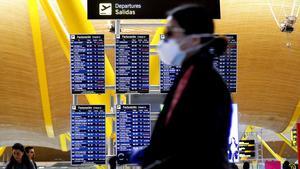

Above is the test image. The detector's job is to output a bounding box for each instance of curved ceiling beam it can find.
[28,0,54,138]
[39,0,70,61]
[282,101,300,134]
[241,125,255,140]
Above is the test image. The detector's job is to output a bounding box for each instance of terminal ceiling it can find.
[0,0,300,149]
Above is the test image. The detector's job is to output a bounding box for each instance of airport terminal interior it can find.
[1,0,300,168]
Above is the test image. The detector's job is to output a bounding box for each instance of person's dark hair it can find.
[167,4,214,35]
[25,146,34,153]
[283,160,291,169]
[229,163,239,169]
[5,143,33,169]
[12,143,24,152]
[167,4,227,56]
[243,161,250,169]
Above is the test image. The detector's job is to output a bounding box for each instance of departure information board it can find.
[88,0,220,19]
[160,64,181,93]
[71,105,106,165]
[116,35,149,93]
[239,140,255,159]
[213,34,237,92]
[116,105,151,164]
[160,34,237,93]
[71,34,105,94]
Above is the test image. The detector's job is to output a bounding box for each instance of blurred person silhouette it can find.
[243,161,250,169]
[229,163,239,169]
[5,143,35,169]
[283,160,291,169]
[130,4,233,169]
[25,146,37,169]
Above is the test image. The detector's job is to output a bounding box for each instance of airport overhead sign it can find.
[88,0,220,19]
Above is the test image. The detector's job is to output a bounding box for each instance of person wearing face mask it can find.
[5,143,35,169]
[140,4,233,169]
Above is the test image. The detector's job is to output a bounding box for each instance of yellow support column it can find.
[95,165,107,169]
[149,22,166,85]
[257,135,283,163]
[39,0,70,61]
[56,0,115,141]
[59,134,68,152]
[65,132,71,142]
[241,125,255,140]
[278,142,287,156]
[56,0,94,33]
[276,133,298,152]
[28,0,55,138]
[120,94,127,104]
[0,146,6,157]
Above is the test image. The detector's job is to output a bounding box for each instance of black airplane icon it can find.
[101,5,111,11]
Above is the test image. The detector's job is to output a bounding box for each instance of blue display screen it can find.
[213,34,237,92]
[116,35,149,93]
[160,64,181,93]
[70,34,105,94]
[71,105,106,165]
[116,105,151,164]
[160,34,237,93]
[239,140,255,159]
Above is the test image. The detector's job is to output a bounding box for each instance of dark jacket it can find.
[5,155,35,169]
[5,162,35,169]
[142,38,233,169]
[31,160,37,169]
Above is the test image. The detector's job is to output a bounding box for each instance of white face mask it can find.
[157,39,185,66]
[158,34,215,66]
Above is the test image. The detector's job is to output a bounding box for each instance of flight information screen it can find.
[116,105,151,164]
[160,34,237,93]
[160,64,181,93]
[71,105,106,165]
[116,35,149,93]
[291,128,297,147]
[239,140,255,159]
[213,34,237,92]
[70,34,105,94]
